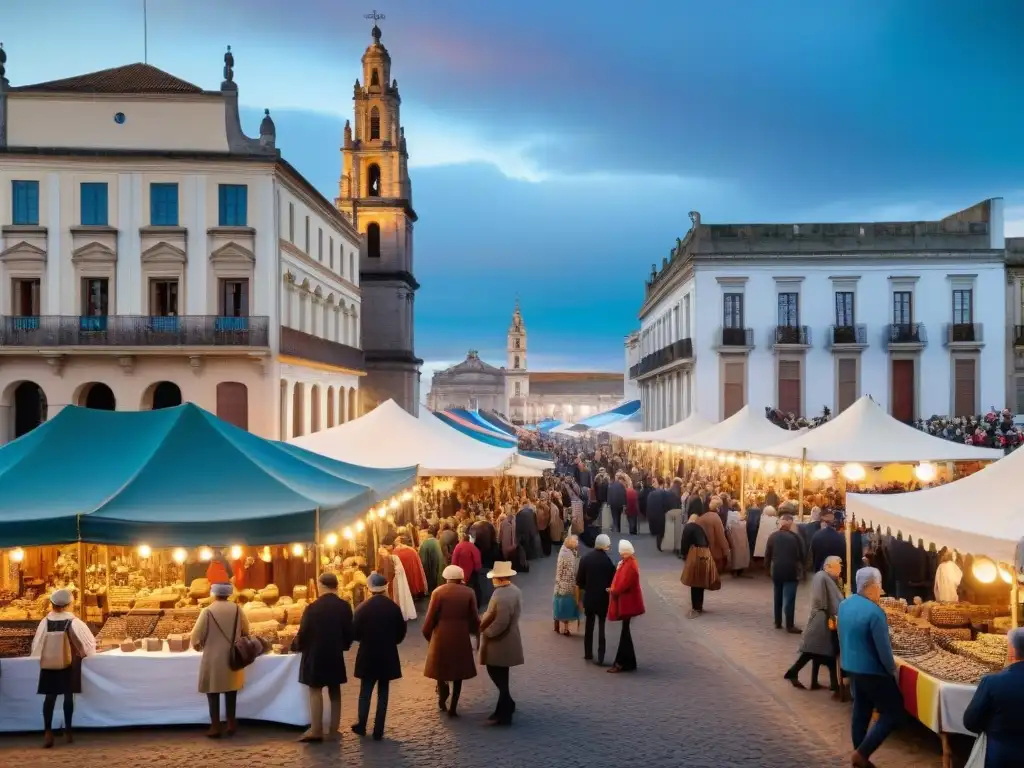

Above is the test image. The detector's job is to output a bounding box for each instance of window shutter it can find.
[837,358,857,413]
[778,360,802,416]
[954,359,975,417]
[722,361,745,418]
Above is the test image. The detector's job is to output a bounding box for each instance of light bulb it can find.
[812,463,832,480]
[291,543,305,557]
[764,461,776,475]
[355,520,365,533]
[259,546,272,563]
[716,453,726,464]
[749,457,762,470]
[230,545,243,560]
[779,462,790,474]
[343,527,354,540]
[842,463,866,482]
[972,557,998,584]
[998,563,1013,585]
[199,547,213,562]
[325,533,338,547]
[726,454,736,465]
[389,498,399,510]
[401,491,413,502]
[914,462,937,483]
[172,548,187,565]
[377,507,387,518]
[697,449,706,459]
[10,547,25,563]
[137,544,152,559]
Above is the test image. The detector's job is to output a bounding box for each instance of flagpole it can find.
[143,0,148,64]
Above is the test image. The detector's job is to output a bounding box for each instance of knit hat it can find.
[211,582,234,598]
[618,539,635,556]
[367,572,388,593]
[594,534,611,551]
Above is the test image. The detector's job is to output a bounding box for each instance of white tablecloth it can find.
[937,679,979,737]
[0,648,308,732]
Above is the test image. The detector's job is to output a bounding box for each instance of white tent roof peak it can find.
[632,412,716,443]
[670,405,793,452]
[757,395,1003,464]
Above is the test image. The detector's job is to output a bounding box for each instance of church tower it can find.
[504,301,529,423]
[336,23,421,413]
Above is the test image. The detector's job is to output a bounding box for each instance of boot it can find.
[43,730,54,749]
[64,727,74,744]
[206,694,222,739]
[224,693,237,737]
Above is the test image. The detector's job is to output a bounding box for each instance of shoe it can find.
[583,654,593,661]
[372,732,384,741]
[786,627,802,635]
[351,723,366,737]
[594,658,606,667]
[447,708,459,718]
[205,725,222,739]
[438,698,448,712]
[64,729,73,744]
[687,609,701,619]
[43,731,54,749]
[810,682,823,691]
[850,751,876,768]
[225,718,237,738]
[485,717,500,726]
[785,675,807,690]
[298,730,324,743]
[606,664,622,674]
[775,624,783,630]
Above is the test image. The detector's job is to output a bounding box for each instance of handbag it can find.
[209,606,261,671]
[963,733,986,768]
[681,546,721,591]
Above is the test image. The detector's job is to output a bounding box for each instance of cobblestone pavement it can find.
[0,531,953,768]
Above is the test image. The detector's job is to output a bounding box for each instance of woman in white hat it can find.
[421,564,480,717]
[30,588,96,748]
[607,540,645,673]
[479,561,523,725]
[190,582,250,738]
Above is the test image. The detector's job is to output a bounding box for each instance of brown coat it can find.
[479,583,524,668]
[696,512,731,572]
[421,582,480,681]
[548,504,565,544]
[191,599,250,694]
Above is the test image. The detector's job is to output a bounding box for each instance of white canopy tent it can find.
[756,396,1003,464]
[594,412,644,438]
[669,405,794,453]
[631,412,717,443]
[416,409,554,473]
[847,449,1022,564]
[291,399,514,476]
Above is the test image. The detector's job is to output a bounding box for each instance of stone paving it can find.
[0,530,967,768]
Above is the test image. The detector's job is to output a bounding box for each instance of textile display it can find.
[895,658,978,737]
[0,647,308,732]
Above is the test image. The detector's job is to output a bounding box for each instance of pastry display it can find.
[910,648,992,685]
[125,612,160,639]
[96,615,129,643]
[167,634,189,653]
[0,628,34,658]
[144,638,162,652]
[889,624,933,658]
[153,611,198,639]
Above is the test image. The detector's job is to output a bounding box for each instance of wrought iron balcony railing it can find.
[887,322,926,345]
[0,315,270,347]
[719,326,754,347]
[629,338,694,378]
[773,324,811,346]
[828,324,868,347]
[944,322,982,345]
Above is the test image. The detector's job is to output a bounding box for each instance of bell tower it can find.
[337,22,421,414]
[504,300,529,423]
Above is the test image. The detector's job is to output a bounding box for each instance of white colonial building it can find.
[634,202,1007,430]
[0,47,365,443]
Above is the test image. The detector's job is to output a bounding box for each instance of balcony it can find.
[887,322,926,351]
[629,338,694,379]
[718,326,754,350]
[828,324,868,351]
[944,322,984,350]
[773,325,811,349]
[280,327,365,372]
[0,315,270,349]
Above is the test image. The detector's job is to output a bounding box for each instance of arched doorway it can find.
[326,387,335,428]
[12,381,47,438]
[152,382,182,410]
[292,383,304,437]
[310,384,321,433]
[79,382,116,411]
[216,382,248,431]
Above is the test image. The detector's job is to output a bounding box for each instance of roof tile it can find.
[12,63,205,94]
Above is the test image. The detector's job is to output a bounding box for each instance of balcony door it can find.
[149,279,179,332]
[891,359,915,423]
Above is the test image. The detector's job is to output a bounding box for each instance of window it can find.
[778,359,802,416]
[305,217,310,253]
[329,237,334,269]
[892,291,913,326]
[371,69,380,87]
[12,278,40,316]
[777,292,799,326]
[835,291,855,327]
[220,279,249,317]
[514,382,521,396]
[80,183,109,226]
[367,223,381,259]
[837,358,857,413]
[514,356,520,369]
[370,106,380,140]
[12,180,40,225]
[723,293,743,329]
[288,203,295,242]
[349,253,355,277]
[217,184,247,226]
[150,183,179,226]
[953,289,973,325]
[318,229,323,261]
[149,279,179,316]
[81,278,109,316]
[514,338,520,349]
[367,164,381,197]
[723,360,745,418]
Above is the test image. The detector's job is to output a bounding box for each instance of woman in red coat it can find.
[625,483,640,536]
[607,539,644,673]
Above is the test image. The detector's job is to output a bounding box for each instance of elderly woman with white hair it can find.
[963,626,1024,767]
[785,555,844,692]
[837,566,903,768]
[191,581,251,738]
[607,540,645,673]
[552,535,581,635]
[753,505,779,560]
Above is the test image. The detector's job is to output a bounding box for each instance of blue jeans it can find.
[773,579,798,628]
[849,673,904,758]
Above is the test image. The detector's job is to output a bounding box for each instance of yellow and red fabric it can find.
[896,659,942,733]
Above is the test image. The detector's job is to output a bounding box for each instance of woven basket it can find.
[930,626,972,641]
[965,604,994,623]
[929,604,971,628]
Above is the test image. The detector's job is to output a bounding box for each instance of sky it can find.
[4,0,1024,395]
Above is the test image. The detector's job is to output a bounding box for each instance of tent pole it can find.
[1012,576,1020,630]
[845,517,854,597]
[739,452,747,520]
[797,448,807,522]
[314,507,321,579]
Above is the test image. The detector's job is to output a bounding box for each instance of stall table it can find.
[0,645,308,732]
[895,658,980,768]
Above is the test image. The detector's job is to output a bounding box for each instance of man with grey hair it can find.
[575,533,616,666]
[764,513,806,633]
[963,626,1024,765]
[837,566,903,767]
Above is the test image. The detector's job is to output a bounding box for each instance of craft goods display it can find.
[125,611,160,640]
[889,623,933,658]
[945,639,1007,672]
[928,604,971,629]
[910,648,992,685]
[0,628,34,658]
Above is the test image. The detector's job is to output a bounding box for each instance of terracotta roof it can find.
[12,63,205,94]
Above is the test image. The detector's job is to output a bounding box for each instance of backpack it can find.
[39,619,73,671]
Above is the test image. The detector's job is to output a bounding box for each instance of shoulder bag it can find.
[209,605,262,671]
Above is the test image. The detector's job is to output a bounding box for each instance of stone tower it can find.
[336,23,421,414]
[505,300,529,423]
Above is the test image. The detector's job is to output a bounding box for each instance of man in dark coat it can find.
[294,572,354,742]
[470,518,498,569]
[764,515,806,633]
[646,480,669,550]
[351,573,406,740]
[606,475,627,534]
[576,534,617,666]
[516,498,542,561]
[963,628,1024,767]
[810,513,847,573]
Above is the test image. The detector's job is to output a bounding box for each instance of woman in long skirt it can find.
[552,536,581,635]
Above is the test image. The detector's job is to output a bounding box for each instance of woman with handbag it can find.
[190,582,251,738]
[30,589,96,748]
[680,513,721,619]
[784,556,845,692]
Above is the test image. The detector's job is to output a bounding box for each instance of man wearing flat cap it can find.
[351,572,406,740]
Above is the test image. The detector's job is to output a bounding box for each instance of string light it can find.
[137,544,152,559]
[748,457,762,470]
[763,461,776,475]
[230,545,243,560]
[389,498,399,510]
[355,520,365,533]
[343,527,354,540]
[812,463,832,481]
[325,533,338,547]
[842,463,866,482]
[10,547,25,563]
[779,462,790,474]
[199,547,213,562]
[914,462,937,483]
[401,491,413,502]
[972,557,998,585]
[172,548,187,565]
[291,543,305,557]
[716,453,726,464]
[998,563,1013,585]
[259,546,272,563]
[377,507,387,518]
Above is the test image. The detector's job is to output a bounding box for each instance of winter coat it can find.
[799,570,844,657]
[499,515,517,557]
[293,592,354,688]
[419,536,446,594]
[685,492,705,520]
[753,512,779,558]
[680,521,709,559]
[607,480,627,509]
[516,505,543,560]
[608,557,645,622]
[536,500,551,531]
[745,507,763,558]
[727,517,751,571]
[353,593,407,681]
[422,582,480,681]
[548,503,566,544]
[696,511,731,572]
[452,540,482,581]
[765,528,806,583]
[479,584,524,668]
[646,489,668,537]
[625,486,639,517]
[470,520,498,568]
[190,599,251,694]
[811,526,847,574]
[576,548,616,615]
[439,528,458,562]
[595,477,609,504]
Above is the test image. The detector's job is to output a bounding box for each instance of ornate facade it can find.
[426,303,624,423]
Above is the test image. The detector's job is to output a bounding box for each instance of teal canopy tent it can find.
[0,404,416,548]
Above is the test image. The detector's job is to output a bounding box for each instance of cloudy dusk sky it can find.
[4,1,1023,391]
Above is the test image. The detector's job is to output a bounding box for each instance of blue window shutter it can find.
[12,181,40,225]
[237,186,247,226]
[150,183,178,226]
[80,182,108,226]
[218,184,247,226]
